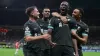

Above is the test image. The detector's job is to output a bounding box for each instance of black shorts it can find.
[23,45,43,56]
[42,49,50,56]
[50,45,75,56]
[78,49,83,56]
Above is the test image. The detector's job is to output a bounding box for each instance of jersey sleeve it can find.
[82,27,89,36]
[68,17,77,31]
[24,24,32,36]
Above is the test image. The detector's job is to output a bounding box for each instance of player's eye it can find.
[45,11,50,12]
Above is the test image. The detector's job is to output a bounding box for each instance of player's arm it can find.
[81,28,89,44]
[71,28,89,44]
[52,12,68,24]
[47,28,56,47]
[72,37,78,56]
[52,12,61,18]
[47,17,57,46]
[24,26,50,42]
[71,29,79,56]
[24,34,49,42]
[70,18,88,44]
[69,18,79,55]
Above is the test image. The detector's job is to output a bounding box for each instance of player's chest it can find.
[31,23,41,33]
[54,19,69,28]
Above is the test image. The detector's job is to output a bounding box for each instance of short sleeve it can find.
[68,17,77,30]
[24,25,32,36]
[82,28,89,36]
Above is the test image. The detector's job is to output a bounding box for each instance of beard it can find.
[73,15,80,18]
[30,15,39,20]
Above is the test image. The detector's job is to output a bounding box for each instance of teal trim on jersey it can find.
[71,29,77,31]
[25,31,32,36]
[48,26,54,29]
[82,33,88,36]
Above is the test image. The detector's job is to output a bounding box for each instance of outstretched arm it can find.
[52,12,68,24]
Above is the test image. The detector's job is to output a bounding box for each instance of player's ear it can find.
[79,13,82,17]
[42,10,44,15]
[30,12,34,15]
[80,13,82,17]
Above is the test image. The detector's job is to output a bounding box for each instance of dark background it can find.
[0,0,100,26]
[0,0,100,45]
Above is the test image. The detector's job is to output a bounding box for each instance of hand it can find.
[60,16,68,24]
[42,34,57,48]
[75,53,79,56]
[43,34,57,47]
[50,42,57,48]
[52,12,61,17]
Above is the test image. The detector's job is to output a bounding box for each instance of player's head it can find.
[25,6,40,19]
[42,7,50,18]
[72,8,84,19]
[60,1,69,15]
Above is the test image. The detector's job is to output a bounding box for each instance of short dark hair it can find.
[42,7,50,11]
[25,6,37,16]
[75,8,84,16]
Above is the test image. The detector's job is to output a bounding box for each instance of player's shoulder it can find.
[81,21,88,27]
[24,20,31,26]
[37,18,43,24]
[67,15,76,22]
[81,21,89,29]
[24,21,29,28]
[24,20,33,29]
[49,17,59,23]
[24,20,36,26]
[67,15,77,24]
[37,18,43,22]
[51,16,59,20]
[67,15,75,19]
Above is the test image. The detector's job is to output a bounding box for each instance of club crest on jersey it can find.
[25,26,31,36]
[25,26,29,31]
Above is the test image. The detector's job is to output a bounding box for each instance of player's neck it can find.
[42,17,49,21]
[60,13,68,17]
[76,17,81,22]
[60,11,68,16]
[61,13,68,16]
[29,17,36,22]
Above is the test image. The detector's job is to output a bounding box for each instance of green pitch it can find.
[0,48,100,56]
[83,52,100,56]
[0,48,24,56]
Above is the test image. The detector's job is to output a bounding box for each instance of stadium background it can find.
[0,0,100,56]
